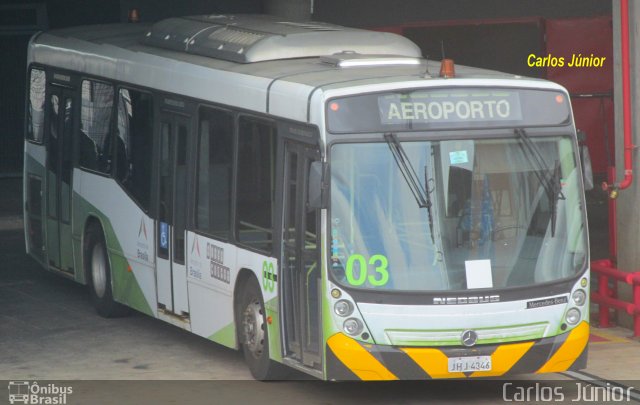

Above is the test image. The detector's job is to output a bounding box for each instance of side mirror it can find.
[308,161,327,209]
[576,130,594,191]
[581,145,594,191]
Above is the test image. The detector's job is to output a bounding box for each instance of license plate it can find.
[448,356,492,372]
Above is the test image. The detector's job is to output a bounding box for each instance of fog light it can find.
[343,318,363,336]
[566,308,581,325]
[334,300,353,317]
[572,289,586,306]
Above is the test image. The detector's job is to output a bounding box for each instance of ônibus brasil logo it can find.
[8,381,73,404]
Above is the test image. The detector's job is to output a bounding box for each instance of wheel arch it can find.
[82,215,108,285]
[83,214,130,318]
[233,267,261,347]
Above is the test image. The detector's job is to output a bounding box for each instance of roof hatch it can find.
[143,14,422,63]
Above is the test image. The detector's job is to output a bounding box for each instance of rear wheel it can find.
[237,277,286,380]
[85,223,129,318]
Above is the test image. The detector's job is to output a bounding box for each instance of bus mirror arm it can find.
[577,129,594,191]
[308,161,328,209]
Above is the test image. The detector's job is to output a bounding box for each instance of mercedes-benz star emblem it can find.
[461,330,478,347]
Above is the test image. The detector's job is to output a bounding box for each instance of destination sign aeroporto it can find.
[379,90,522,124]
[326,87,571,133]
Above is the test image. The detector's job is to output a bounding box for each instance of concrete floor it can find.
[0,227,252,381]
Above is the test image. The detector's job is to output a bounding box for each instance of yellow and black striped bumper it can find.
[326,321,589,380]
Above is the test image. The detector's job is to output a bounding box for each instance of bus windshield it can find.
[329,135,587,292]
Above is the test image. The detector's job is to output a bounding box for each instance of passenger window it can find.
[79,80,114,174]
[236,117,276,253]
[115,88,153,211]
[27,68,46,143]
[195,107,234,240]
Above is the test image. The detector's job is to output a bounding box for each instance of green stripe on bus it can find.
[265,296,283,363]
[75,194,154,317]
[209,323,236,349]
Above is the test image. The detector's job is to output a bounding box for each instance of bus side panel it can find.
[74,170,156,317]
[185,229,282,361]
[186,231,237,348]
[24,142,47,266]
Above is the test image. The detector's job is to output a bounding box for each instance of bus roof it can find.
[29,15,560,123]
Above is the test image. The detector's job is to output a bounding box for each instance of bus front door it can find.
[156,112,190,317]
[282,140,322,370]
[45,85,75,274]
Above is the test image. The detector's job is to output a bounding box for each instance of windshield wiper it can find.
[515,128,565,237]
[549,159,565,237]
[384,133,435,242]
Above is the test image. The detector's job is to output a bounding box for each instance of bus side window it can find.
[236,117,276,253]
[115,88,153,211]
[27,68,46,143]
[79,80,114,174]
[195,107,234,240]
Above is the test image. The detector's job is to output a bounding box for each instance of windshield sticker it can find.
[449,150,469,165]
[464,259,493,289]
[330,229,345,261]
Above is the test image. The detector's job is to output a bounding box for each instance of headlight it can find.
[334,300,353,317]
[572,289,587,306]
[566,308,581,325]
[343,318,363,336]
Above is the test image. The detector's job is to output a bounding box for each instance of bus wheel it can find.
[238,277,285,380]
[85,224,129,318]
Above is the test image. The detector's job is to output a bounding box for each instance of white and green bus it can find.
[24,14,590,380]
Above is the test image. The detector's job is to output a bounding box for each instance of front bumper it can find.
[326,321,588,380]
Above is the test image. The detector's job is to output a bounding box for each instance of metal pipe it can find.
[595,261,612,327]
[608,167,618,261]
[603,0,634,195]
[592,260,640,284]
[591,293,639,316]
[635,283,640,336]
[618,0,634,190]
[591,259,640,336]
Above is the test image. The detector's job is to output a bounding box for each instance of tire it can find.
[85,223,129,318]
[237,277,287,380]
